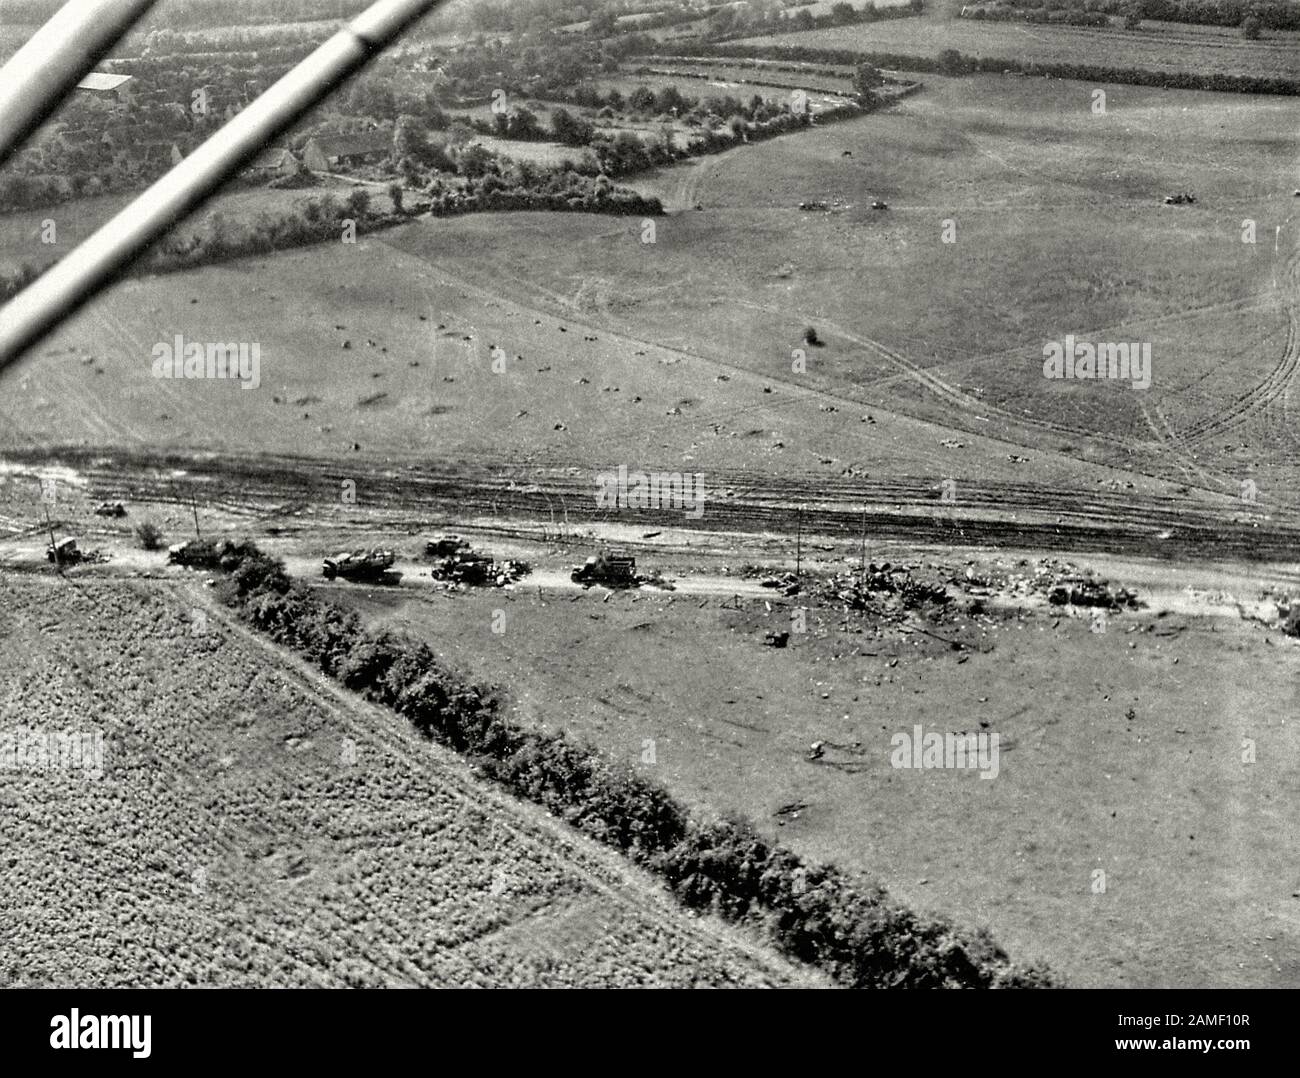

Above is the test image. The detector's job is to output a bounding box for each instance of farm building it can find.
[244,147,303,180]
[75,72,135,104]
[302,131,392,171]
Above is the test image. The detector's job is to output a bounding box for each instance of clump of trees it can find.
[551,106,598,147]
[190,538,1057,990]
[0,262,41,303]
[135,522,165,551]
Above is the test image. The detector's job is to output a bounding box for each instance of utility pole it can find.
[192,491,201,539]
[44,503,59,570]
[859,508,867,582]
[795,504,804,578]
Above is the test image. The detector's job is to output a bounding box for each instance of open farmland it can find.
[0,573,821,988]
[739,10,1300,80]
[0,181,402,278]
[593,69,857,114]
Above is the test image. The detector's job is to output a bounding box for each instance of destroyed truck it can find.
[322,548,399,583]
[425,535,470,558]
[47,537,107,567]
[571,552,638,588]
[434,550,496,585]
[168,538,257,571]
[47,537,84,566]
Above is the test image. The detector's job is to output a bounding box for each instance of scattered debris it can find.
[1045,574,1141,611]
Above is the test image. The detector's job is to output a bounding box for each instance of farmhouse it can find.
[244,147,302,180]
[303,130,392,171]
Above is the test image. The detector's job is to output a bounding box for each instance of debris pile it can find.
[1043,574,1140,611]
[760,572,801,596]
[425,537,529,588]
[1274,595,1300,638]
[814,563,951,613]
[430,549,530,588]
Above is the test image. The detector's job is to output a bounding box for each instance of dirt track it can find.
[5,444,1299,564]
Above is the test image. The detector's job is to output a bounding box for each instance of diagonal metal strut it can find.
[0,0,454,373]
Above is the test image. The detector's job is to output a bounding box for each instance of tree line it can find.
[988,0,1300,31]
[657,40,1300,95]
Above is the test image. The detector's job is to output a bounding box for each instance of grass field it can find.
[336,562,1300,988]
[0,573,820,987]
[739,10,1300,79]
[594,70,855,114]
[0,180,400,278]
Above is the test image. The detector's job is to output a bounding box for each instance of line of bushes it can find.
[636,65,918,103]
[0,174,661,302]
[433,180,662,217]
[966,5,1111,26]
[188,537,1055,989]
[995,0,1300,32]
[652,40,1300,96]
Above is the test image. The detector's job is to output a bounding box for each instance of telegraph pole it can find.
[43,503,60,571]
[795,504,804,578]
[859,508,867,583]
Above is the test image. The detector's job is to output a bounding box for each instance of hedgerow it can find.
[199,541,1057,989]
[650,40,1300,96]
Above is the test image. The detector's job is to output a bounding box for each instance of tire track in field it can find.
[1177,244,1300,447]
[399,249,1186,496]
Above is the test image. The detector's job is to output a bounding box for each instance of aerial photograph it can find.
[0,0,1294,1033]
